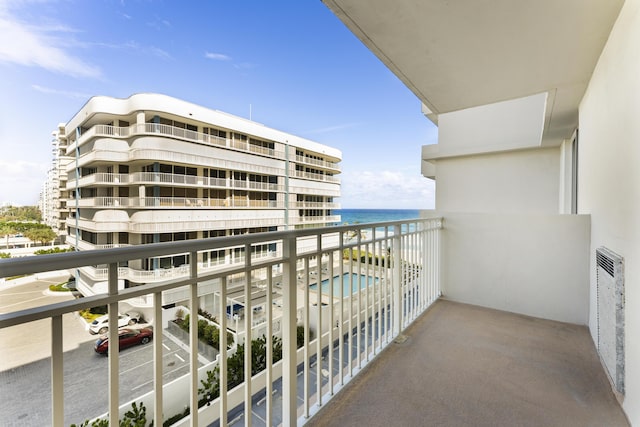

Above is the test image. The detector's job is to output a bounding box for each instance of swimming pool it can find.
[310,273,379,297]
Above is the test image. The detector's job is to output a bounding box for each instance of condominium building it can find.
[58,93,341,298]
[42,124,72,239]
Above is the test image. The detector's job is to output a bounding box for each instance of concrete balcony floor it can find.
[307,300,629,427]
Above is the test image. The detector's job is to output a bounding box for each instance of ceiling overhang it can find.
[323,0,624,146]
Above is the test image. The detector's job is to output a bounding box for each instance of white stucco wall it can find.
[435,147,561,213]
[579,0,640,421]
[439,212,590,325]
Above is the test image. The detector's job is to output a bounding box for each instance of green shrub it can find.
[34,247,73,255]
[0,252,10,259]
[70,401,145,427]
[48,282,72,292]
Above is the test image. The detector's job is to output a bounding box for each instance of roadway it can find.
[0,275,193,426]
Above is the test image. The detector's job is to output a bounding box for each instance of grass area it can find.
[79,308,104,323]
[48,282,73,292]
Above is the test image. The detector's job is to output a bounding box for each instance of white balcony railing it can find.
[294,155,341,171]
[71,197,282,209]
[72,123,289,161]
[0,218,441,427]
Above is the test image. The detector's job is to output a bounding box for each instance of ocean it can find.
[336,209,421,225]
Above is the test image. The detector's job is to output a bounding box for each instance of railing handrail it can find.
[0,217,441,287]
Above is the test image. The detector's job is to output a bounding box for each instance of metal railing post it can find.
[51,315,63,427]
[189,252,198,427]
[392,225,402,337]
[282,234,298,425]
[107,262,119,427]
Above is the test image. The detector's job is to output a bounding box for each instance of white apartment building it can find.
[59,93,341,298]
[42,124,72,239]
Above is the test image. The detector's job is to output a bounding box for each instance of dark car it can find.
[94,327,153,355]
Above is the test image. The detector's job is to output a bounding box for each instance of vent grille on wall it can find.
[596,246,625,395]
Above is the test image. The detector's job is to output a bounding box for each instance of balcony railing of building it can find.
[66,217,287,234]
[292,171,340,183]
[0,218,441,426]
[297,215,342,223]
[69,124,341,171]
[72,197,283,209]
[292,201,341,209]
[67,172,284,192]
[294,155,341,172]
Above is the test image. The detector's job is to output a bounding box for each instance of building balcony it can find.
[293,170,340,183]
[66,172,284,192]
[71,197,283,209]
[67,123,339,173]
[294,155,341,172]
[0,215,627,426]
[291,201,341,209]
[69,123,288,161]
[296,215,342,223]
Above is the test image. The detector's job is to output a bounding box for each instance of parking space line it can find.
[174,354,185,363]
[162,343,170,351]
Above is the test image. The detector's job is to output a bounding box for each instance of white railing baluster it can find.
[189,253,198,427]
[338,235,345,387]
[392,225,402,337]
[244,244,252,427]
[282,234,298,426]
[316,235,323,408]
[303,257,310,419]
[328,249,335,396]
[51,314,64,427]
[153,291,163,427]
[265,266,273,426]
[219,277,228,426]
[107,262,119,427]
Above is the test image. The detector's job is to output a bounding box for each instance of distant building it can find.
[55,93,341,299]
[41,124,72,240]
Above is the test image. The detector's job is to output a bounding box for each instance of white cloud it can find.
[31,84,90,99]
[205,52,231,61]
[340,170,435,209]
[0,9,101,78]
[150,46,171,60]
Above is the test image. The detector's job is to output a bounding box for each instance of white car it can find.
[89,312,142,335]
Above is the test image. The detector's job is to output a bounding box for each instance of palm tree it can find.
[0,223,16,249]
[25,228,56,246]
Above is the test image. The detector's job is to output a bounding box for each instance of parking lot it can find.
[0,275,193,426]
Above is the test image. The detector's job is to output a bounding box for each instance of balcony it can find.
[66,172,284,192]
[70,123,287,161]
[0,218,441,426]
[306,299,628,427]
[71,197,283,209]
[0,215,627,426]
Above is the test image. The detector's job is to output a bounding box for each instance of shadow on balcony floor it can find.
[306,300,629,427]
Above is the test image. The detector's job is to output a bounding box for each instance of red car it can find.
[94,328,153,355]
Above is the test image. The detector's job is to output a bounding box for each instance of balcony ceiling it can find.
[323,0,624,144]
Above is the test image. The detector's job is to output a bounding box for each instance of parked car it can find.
[94,328,153,355]
[89,312,142,335]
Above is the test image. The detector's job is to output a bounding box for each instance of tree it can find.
[0,223,16,249]
[25,227,56,245]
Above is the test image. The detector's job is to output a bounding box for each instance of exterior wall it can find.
[437,212,590,324]
[58,93,341,297]
[435,147,561,213]
[579,0,640,420]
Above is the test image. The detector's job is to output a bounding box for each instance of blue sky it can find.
[0,0,437,209]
